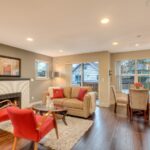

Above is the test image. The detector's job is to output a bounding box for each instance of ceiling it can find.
[0,0,150,57]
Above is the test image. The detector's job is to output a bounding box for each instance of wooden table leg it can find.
[62,113,67,126]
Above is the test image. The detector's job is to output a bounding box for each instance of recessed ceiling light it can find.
[112,42,119,46]
[59,50,64,53]
[101,18,110,24]
[26,37,34,42]
[135,43,139,47]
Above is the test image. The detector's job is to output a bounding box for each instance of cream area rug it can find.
[0,116,93,150]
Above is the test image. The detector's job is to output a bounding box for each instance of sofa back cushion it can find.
[71,87,80,98]
[71,86,92,98]
[63,87,71,98]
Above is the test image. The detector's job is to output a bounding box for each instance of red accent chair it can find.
[7,106,58,150]
[0,100,13,122]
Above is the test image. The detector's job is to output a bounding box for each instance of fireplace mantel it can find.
[0,78,30,81]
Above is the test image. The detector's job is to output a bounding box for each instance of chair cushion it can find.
[53,88,64,99]
[63,99,83,109]
[36,115,55,141]
[116,96,128,104]
[0,108,9,122]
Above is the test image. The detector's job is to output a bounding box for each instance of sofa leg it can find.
[114,103,117,113]
[12,137,18,150]
[34,142,38,150]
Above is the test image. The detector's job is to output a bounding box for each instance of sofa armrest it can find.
[83,92,96,114]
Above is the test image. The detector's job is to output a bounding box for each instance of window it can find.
[35,60,49,80]
[116,58,150,91]
[72,62,99,93]
[72,64,82,85]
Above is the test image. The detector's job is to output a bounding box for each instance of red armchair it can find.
[7,106,58,150]
[0,100,13,122]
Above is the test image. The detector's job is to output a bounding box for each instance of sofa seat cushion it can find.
[63,99,83,109]
[53,98,67,106]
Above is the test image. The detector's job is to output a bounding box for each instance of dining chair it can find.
[0,100,14,122]
[7,106,58,150]
[111,85,129,114]
[129,89,149,121]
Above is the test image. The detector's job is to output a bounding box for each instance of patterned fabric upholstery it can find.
[129,89,149,110]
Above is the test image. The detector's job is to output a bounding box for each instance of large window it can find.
[72,62,99,92]
[116,58,150,91]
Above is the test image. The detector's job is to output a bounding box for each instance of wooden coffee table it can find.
[32,103,68,125]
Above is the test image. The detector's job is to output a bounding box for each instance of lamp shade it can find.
[52,72,61,78]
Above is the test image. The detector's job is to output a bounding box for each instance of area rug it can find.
[0,116,93,150]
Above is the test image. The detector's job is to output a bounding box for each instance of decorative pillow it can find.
[48,87,60,98]
[77,88,87,101]
[53,88,64,99]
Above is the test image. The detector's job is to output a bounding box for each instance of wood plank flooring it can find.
[0,105,150,150]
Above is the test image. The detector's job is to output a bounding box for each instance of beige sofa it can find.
[43,86,96,118]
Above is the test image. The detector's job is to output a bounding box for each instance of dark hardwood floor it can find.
[0,105,150,150]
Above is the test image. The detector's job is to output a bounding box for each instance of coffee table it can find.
[32,103,68,125]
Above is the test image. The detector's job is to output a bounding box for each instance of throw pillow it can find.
[53,88,64,99]
[77,88,87,101]
[48,87,60,98]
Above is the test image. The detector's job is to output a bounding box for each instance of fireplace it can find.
[0,79,30,108]
[0,92,21,107]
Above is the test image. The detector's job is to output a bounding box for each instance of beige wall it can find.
[1,43,149,107]
[53,51,111,107]
[110,49,150,104]
[0,44,52,102]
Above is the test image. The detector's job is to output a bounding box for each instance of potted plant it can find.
[134,82,143,89]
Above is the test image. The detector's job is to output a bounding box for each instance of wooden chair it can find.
[7,106,59,150]
[111,85,129,114]
[129,89,149,121]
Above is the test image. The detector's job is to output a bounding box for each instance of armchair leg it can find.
[34,142,38,150]
[52,112,59,139]
[12,137,18,150]
[55,126,59,139]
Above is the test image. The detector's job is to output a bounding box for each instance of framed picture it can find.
[35,60,49,80]
[0,55,21,77]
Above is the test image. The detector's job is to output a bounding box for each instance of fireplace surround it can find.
[0,78,30,108]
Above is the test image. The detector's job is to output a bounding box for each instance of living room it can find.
[0,1,150,150]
